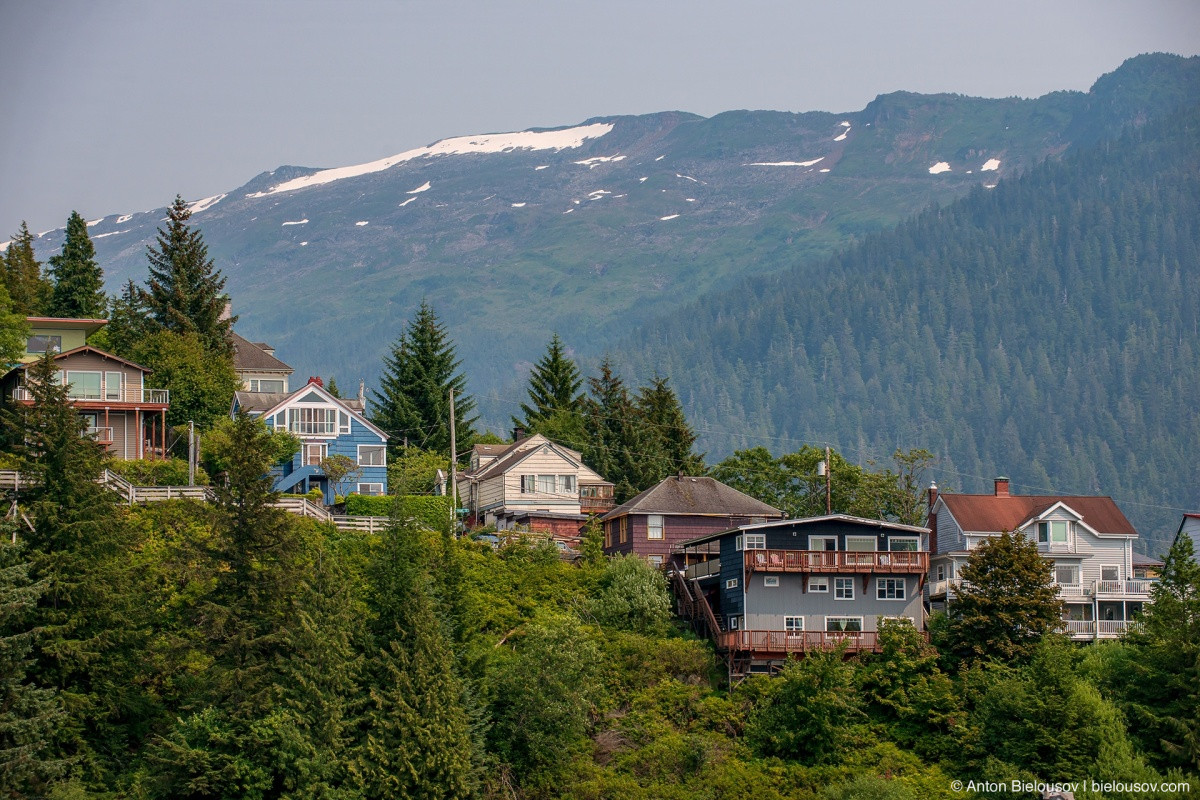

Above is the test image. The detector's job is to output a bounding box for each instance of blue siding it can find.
[258,409,388,503]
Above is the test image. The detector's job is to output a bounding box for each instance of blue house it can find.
[232,377,388,503]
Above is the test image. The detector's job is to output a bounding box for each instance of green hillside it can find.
[613,103,1200,554]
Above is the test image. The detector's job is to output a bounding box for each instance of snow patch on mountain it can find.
[355,221,369,226]
[399,197,417,207]
[247,122,615,197]
[93,230,129,239]
[87,218,104,227]
[116,214,133,224]
[574,154,626,168]
[747,157,824,167]
[660,214,680,221]
[282,219,309,226]
[676,174,698,182]
[511,203,526,208]
[928,162,952,174]
[407,181,432,194]
[188,194,226,214]
[980,158,1001,171]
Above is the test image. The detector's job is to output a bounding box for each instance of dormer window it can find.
[1037,520,1070,544]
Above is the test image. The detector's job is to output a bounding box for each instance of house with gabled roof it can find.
[602,475,785,568]
[927,477,1153,641]
[1,317,170,460]
[459,433,613,536]
[231,331,294,394]
[232,377,387,503]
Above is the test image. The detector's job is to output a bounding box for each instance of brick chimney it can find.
[512,426,526,441]
[994,476,1010,498]
[307,376,324,387]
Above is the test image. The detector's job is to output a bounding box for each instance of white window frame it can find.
[536,474,556,494]
[338,410,351,435]
[725,578,739,590]
[889,537,920,552]
[784,616,804,635]
[557,474,577,494]
[834,577,854,600]
[735,534,743,551]
[249,378,286,393]
[763,575,779,588]
[1055,565,1080,586]
[104,371,123,401]
[64,370,103,400]
[825,616,863,633]
[1038,520,1070,544]
[728,616,740,630]
[1100,565,1121,582]
[521,474,535,493]
[845,535,877,552]
[810,536,837,551]
[305,442,328,466]
[935,564,946,581]
[289,406,337,436]
[357,444,387,467]
[744,533,766,550]
[647,555,664,569]
[808,576,829,593]
[876,577,906,600]
[879,616,915,628]
[356,482,384,496]
[647,514,664,540]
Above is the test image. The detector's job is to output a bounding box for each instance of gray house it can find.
[927,478,1153,641]
[675,514,929,677]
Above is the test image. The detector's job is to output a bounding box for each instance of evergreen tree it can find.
[326,376,341,398]
[580,357,640,502]
[633,374,705,482]
[351,517,474,798]
[2,222,51,315]
[46,211,105,319]
[141,195,234,356]
[370,301,476,458]
[514,333,583,431]
[0,283,29,365]
[0,535,73,795]
[942,529,1064,665]
[1116,533,1200,771]
[97,279,150,359]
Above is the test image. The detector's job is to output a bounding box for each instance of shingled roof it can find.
[602,475,784,521]
[231,331,293,373]
[939,493,1137,536]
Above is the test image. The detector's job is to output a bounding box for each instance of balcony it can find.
[718,629,928,655]
[1094,579,1154,599]
[744,549,929,575]
[13,386,169,404]
[579,485,615,514]
[1062,619,1137,640]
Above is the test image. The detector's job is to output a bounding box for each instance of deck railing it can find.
[13,386,169,404]
[85,426,114,444]
[718,629,914,654]
[1062,619,1138,639]
[1094,579,1154,598]
[745,549,928,574]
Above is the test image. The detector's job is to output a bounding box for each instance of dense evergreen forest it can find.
[616,104,1200,554]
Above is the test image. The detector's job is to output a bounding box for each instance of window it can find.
[1037,520,1069,544]
[65,371,102,400]
[357,483,383,496]
[826,617,862,633]
[834,577,854,600]
[536,474,555,493]
[728,616,740,630]
[338,410,351,435]
[935,564,946,581]
[785,616,804,634]
[726,578,739,590]
[877,578,906,600]
[521,475,535,493]
[647,514,664,540]
[744,533,766,550]
[846,536,877,551]
[358,445,386,466]
[289,406,336,435]
[305,443,327,466]
[27,334,61,354]
[105,371,123,401]
[647,555,663,568]
[604,521,613,548]
[1055,565,1079,585]
[763,576,779,587]
[557,474,576,493]
[889,537,919,551]
[1101,565,1120,582]
[810,536,837,551]
[248,378,285,393]
[808,576,829,592]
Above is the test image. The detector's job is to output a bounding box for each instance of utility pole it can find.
[188,420,195,486]
[825,445,832,515]
[448,387,457,535]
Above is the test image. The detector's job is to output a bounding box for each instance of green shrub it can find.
[343,494,452,531]
[108,458,209,486]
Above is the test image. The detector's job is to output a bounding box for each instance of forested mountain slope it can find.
[614,104,1200,553]
[24,55,1200,430]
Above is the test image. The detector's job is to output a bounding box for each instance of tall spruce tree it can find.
[2,222,51,315]
[47,211,105,319]
[370,301,476,458]
[142,195,234,356]
[580,357,640,501]
[514,333,583,431]
[633,374,705,482]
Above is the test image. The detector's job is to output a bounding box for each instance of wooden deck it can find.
[718,629,897,655]
[744,549,928,574]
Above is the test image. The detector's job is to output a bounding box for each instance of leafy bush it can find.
[591,554,672,634]
[108,458,209,486]
[343,494,452,531]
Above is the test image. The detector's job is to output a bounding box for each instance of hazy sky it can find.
[2,0,1197,235]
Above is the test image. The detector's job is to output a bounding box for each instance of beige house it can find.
[2,318,170,460]
[231,331,293,393]
[460,434,613,534]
